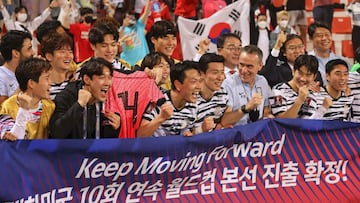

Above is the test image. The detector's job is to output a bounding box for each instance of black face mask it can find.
[84,16,94,24]
[249,109,260,122]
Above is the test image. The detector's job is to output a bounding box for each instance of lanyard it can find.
[83,102,100,139]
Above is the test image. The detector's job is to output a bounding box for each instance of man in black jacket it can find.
[50,58,120,139]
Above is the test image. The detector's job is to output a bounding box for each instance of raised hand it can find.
[78,89,92,107]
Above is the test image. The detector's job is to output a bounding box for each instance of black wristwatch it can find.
[241,105,249,113]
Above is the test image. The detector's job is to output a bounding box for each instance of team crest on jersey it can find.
[180,119,189,129]
[274,96,283,106]
[305,97,312,105]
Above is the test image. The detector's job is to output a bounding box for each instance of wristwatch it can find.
[241,105,249,113]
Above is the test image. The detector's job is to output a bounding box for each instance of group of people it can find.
[0,0,359,141]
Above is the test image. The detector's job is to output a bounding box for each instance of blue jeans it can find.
[313,5,334,30]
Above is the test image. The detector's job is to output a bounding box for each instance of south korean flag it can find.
[177,1,250,60]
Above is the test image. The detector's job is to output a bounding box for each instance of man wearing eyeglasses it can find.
[308,21,350,85]
[259,32,324,88]
[193,32,242,79]
[221,45,273,126]
[216,33,242,79]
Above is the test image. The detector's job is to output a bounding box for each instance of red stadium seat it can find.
[305,0,313,11]
[332,17,352,34]
[331,40,336,54]
[272,0,284,8]
[342,40,354,58]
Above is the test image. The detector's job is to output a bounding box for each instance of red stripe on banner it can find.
[344,129,360,185]
[213,161,230,202]
[325,130,360,199]
[319,130,347,201]
[275,132,309,203]
[217,145,245,202]
[308,130,341,201]
[257,132,291,202]
[199,145,216,203]
[268,130,309,202]
[238,144,269,202]
[268,123,306,202]
[294,129,325,202]
[343,128,360,174]
[279,128,308,202]
[291,132,322,202]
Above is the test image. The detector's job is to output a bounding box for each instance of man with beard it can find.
[0,30,34,105]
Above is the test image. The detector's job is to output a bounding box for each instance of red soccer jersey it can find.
[105,71,164,138]
[69,23,94,63]
[174,0,199,18]
[141,1,172,33]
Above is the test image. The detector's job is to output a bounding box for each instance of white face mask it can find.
[257,21,267,29]
[17,13,27,22]
[279,20,288,28]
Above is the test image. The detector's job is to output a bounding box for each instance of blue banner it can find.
[1,119,360,202]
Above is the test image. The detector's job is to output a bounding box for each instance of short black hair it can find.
[216,32,241,48]
[41,33,73,56]
[14,6,28,14]
[16,58,51,91]
[88,22,119,45]
[308,21,331,39]
[280,34,304,53]
[149,20,177,39]
[0,30,32,61]
[198,53,225,73]
[79,7,94,16]
[325,59,349,74]
[140,52,173,71]
[36,20,64,42]
[293,55,319,75]
[171,60,199,90]
[79,57,114,80]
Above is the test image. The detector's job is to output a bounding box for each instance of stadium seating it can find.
[342,40,354,58]
[332,17,352,34]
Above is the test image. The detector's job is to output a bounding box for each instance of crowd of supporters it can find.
[0,0,360,140]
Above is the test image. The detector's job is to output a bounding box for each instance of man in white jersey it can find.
[137,61,201,137]
[193,53,228,134]
[311,59,353,120]
[0,30,34,105]
[41,32,74,100]
[270,55,331,118]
